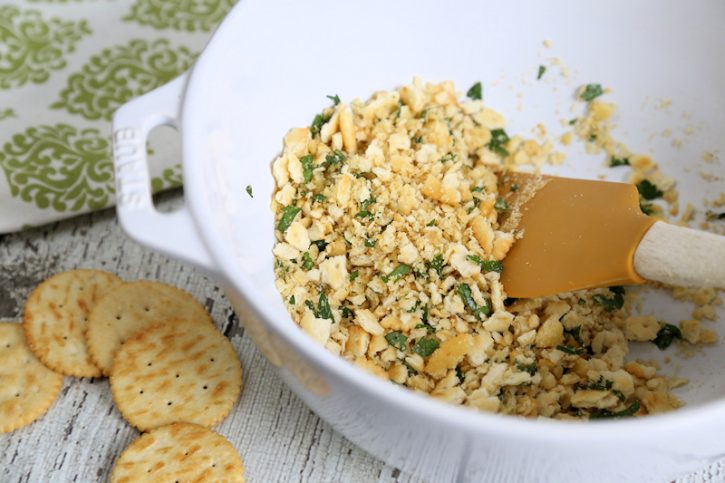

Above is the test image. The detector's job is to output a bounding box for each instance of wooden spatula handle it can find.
[633,221,725,288]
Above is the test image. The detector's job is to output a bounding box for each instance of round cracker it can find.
[23,269,122,377]
[0,322,64,433]
[110,422,245,483]
[110,318,242,431]
[86,281,213,375]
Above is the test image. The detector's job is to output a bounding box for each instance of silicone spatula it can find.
[499,173,725,298]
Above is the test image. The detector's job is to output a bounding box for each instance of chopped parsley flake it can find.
[457,283,490,320]
[515,360,538,375]
[301,252,314,270]
[609,156,630,167]
[556,344,586,355]
[426,219,437,227]
[277,205,301,232]
[325,149,346,168]
[427,254,445,277]
[537,65,546,80]
[590,401,640,419]
[580,83,604,102]
[640,201,655,215]
[312,193,327,203]
[466,81,482,100]
[349,270,359,281]
[364,238,376,248]
[593,286,625,312]
[300,154,314,183]
[636,179,663,200]
[356,196,376,219]
[311,239,328,251]
[385,331,408,351]
[288,295,295,305]
[706,210,725,221]
[245,185,253,198]
[494,198,509,212]
[467,255,504,273]
[413,336,439,357]
[653,323,682,350]
[310,112,330,138]
[326,94,341,105]
[382,264,411,283]
[487,129,510,157]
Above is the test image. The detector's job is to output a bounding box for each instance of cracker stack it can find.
[3,269,245,482]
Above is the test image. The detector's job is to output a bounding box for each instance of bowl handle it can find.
[111,74,217,275]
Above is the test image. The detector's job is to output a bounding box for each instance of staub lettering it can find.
[113,128,149,210]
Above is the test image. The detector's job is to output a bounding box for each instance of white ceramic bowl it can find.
[112,1,725,481]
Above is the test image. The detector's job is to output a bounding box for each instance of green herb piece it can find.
[636,179,663,200]
[487,129,510,157]
[588,133,598,142]
[426,219,437,227]
[325,149,346,167]
[413,336,440,357]
[590,401,640,419]
[326,94,341,105]
[467,255,504,273]
[312,193,327,203]
[428,254,445,277]
[364,238,376,248]
[245,185,253,198]
[556,344,586,355]
[653,323,682,350]
[305,300,315,312]
[300,154,314,183]
[609,156,630,167]
[578,299,586,305]
[466,81,482,100]
[593,286,625,312]
[537,65,546,80]
[706,210,725,221]
[510,183,519,192]
[568,118,578,125]
[301,252,314,270]
[580,83,604,102]
[564,325,584,346]
[382,264,412,283]
[311,240,328,252]
[356,196,376,219]
[640,201,655,215]
[310,112,331,138]
[494,198,509,212]
[613,389,626,401]
[576,376,613,391]
[471,186,485,193]
[457,283,491,320]
[288,295,295,305]
[385,331,408,351]
[412,135,423,144]
[455,365,464,381]
[515,361,538,375]
[439,152,456,163]
[349,270,359,281]
[418,109,429,120]
[317,291,333,320]
[277,206,301,232]
[341,306,353,318]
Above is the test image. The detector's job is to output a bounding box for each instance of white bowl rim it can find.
[180,0,725,445]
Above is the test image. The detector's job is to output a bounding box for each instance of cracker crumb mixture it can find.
[271,78,716,419]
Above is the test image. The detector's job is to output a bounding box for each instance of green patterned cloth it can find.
[0,1,235,233]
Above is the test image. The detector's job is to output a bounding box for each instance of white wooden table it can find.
[0,191,418,483]
[1,191,722,483]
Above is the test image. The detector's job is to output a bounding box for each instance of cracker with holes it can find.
[110,318,242,431]
[23,269,122,377]
[0,323,64,433]
[86,281,213,375]
[110,422,245,483]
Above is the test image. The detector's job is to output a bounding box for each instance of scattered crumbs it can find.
[543,39,552,48]
[671,138,683,149]
[680,203,695,223]
[245,185,253,198]
[661,128,672,138]
[699,171,722,182]
[702,151,717,163]
[656,99,673,110]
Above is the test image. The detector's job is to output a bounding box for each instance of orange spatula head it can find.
[500,173,656,298]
